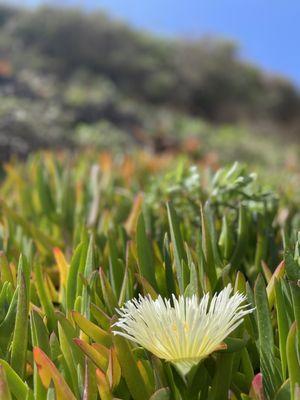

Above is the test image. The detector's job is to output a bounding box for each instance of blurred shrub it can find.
[75,121,134,149]
[0,5,299,127]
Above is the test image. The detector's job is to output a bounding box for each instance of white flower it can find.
[113,285,253,375]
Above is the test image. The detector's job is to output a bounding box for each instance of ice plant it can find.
[113,285,254,375]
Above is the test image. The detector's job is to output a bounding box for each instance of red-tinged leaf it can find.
[33,347,76,400]
[96,369,113,400]
[266,261,285,307]
[250,373,265,400]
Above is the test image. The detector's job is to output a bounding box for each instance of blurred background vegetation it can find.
[0,3,299,169]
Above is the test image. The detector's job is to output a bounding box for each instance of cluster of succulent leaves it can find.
[0,152,299,400]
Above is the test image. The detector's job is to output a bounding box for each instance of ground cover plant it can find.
[0,152,299,399]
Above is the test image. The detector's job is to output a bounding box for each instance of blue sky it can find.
[10,0,300,86]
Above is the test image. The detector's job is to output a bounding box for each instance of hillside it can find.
[0,4,300,160]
